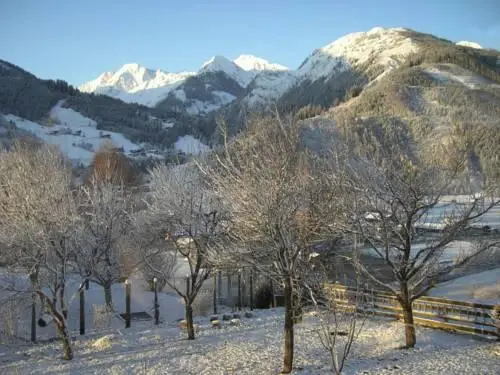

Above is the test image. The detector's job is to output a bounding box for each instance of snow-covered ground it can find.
[415,200,500,230]
[174,135,209,155]
[0,308,498,374]
[360,240,480,268]
[456,41,483,49]
[297,27,418,82]
[429,268,500,305]
[185,91,236,115]
[4,101,142,166]
[0,272,186,343]
[424,65,495,89]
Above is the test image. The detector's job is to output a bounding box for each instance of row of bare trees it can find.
[0,113,498,372]
[196,115,498,372]
[0,141,137,359]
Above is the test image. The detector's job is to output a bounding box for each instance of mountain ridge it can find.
[1,27,499,176]
[81,27,490,113]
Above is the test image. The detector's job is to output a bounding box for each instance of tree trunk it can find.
[282,277,294,374]
[55,317,73,360]
[185,302,195,340]
[103,283,113,311]
[292,288,303,324]
[59,285,68,319]
[400,284,416,348]
[43,295,73,360]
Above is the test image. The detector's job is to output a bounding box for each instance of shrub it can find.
[346,86,363,100]
[294,104,324,121]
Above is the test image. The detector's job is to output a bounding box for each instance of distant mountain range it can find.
[78,54,289,111]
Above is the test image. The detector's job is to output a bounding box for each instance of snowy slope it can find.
[456,41,483,49]
[4,101,142,165]
[199,55,253,87]
[78,28,420,111]
[423,64,495,89]
[297,27,418,82]
[233,54,288,72]
[243,70,297,106]
[185,93,237,115]
[79,55,289,109]
[174,135,209,154]
[429,268,499,304]
[79,64,195,106]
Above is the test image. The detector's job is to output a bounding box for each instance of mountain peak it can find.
[456,41,482,49]
[120,62,143,71]
[199,55,252,87]
[200,55,235,71]
[233,55,288,72]
[297,26,418,81]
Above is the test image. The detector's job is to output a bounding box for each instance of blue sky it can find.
[1,0,499,86]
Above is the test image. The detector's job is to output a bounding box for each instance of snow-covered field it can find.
[429,268,500,305]
[360,240,482,267]
[0,272,186,343]
[415,200,500,230]
[174,135,210,154]
[0,308,498,374]
[4,101,142,166]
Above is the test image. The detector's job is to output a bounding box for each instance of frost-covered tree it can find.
[199,116,338,373]
[74,177,133,310]
[140,163,226,340]
[337,143,500,348]
[0,142,80,359]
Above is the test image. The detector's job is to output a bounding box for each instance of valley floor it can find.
[0,308,498,375]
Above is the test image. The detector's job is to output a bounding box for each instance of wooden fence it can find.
[324,283,499,339]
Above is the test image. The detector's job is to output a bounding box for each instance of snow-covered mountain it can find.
[79,28,425,112]
[456,41,482,49]
[233,55,288,72]
[79,55,290,109]
[2,26,499,170]
[199,55,253,87]
[79,64,195,107]
[297,27,418,82]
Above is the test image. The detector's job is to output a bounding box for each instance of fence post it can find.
[270,278,276,308]
[217,270,222,300]
[153,278,159,325]
[249,271,254,311]
[213,272,217,315]
[79,285,85,335]
[125,279,131,328]
[31,293,36,343]
[238,270,242,311]
[227,274,232,311]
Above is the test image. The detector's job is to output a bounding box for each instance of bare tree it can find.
[199,116,338,373]
[0,142,79,359]
[309,259,366,375]
[337,143,500,348]
[140,163,226,339]
[74,177,133,310]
